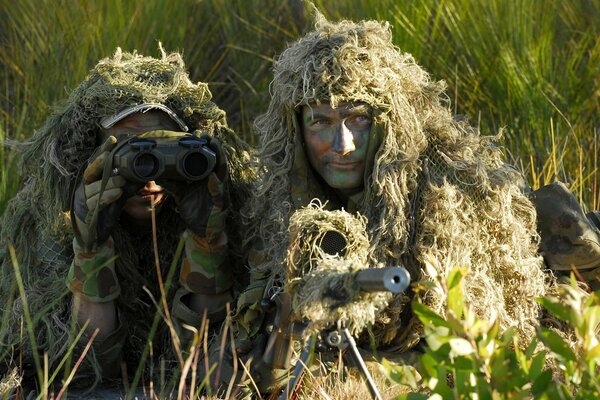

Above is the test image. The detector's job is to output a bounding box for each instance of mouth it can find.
[135,189,165,200]
[328,161,360,170]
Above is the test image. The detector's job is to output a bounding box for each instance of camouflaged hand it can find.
[160,134,232,296]
[67,136,141,302]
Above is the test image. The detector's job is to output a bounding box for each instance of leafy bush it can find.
[386,265,600,399]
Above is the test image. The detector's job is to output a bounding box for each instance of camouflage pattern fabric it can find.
[180,229,230,294]
[67,236,119,302]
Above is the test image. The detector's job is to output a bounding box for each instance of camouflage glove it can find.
[160,134,231,295]
[67,136,142,302]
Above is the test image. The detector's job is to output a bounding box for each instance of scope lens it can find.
[182,152,209,179]
[133,153,160,179]
[320,231,347,256]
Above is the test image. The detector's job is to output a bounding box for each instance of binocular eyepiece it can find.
[113,134,216,182]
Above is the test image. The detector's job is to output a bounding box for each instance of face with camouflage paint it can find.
[301,102,372,197]
[99,110,180,222]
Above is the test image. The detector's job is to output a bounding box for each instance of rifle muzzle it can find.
[355,266,410,293]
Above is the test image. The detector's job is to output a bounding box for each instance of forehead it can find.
[301,102,372,118]
[98,110,181,142]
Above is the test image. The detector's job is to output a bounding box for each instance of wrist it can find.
[180,229,231,295]
[68,236,120,302]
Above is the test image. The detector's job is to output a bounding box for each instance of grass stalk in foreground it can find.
[8,245,43,388]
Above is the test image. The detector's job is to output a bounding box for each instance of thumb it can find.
[84,136,118,183]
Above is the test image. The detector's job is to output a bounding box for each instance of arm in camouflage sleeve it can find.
[163,136,234,327]
[66,136,134,377]
[67,136,131,341]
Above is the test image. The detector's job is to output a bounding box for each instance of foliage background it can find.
[0,0,598,215]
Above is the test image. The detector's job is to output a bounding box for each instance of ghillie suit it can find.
[285,201,392,337]
[236,14,549,374]
[0,47,254,387]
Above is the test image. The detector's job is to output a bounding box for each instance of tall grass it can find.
[1,0,599,397]
[1,0,598,207]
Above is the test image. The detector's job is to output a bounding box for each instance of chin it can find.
[324,177,363,191]
[123,194,166,222]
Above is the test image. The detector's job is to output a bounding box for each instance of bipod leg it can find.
[341,328,383,400]
[278,336,315,400]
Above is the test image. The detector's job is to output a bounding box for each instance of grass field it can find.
[1,0,599,398]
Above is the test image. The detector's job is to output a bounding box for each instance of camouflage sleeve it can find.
[66,236,120,302]
[179,228,231,294]
[234,244,271,337]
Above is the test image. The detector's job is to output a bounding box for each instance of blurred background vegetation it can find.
[1,0,599,214]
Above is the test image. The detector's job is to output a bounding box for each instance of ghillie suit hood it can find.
[0,47,254,383]
[242,16,548,350]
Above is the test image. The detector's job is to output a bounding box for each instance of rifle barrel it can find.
[355,267,410,293]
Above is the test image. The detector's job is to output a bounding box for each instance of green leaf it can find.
[413,301,450,328]
[453,355,476,371]
[583,306,600,337]
[405,394,428,400]
[454,369,474,394]
[585,343,600,364]
[445,313,466,335]
[525,337,539,358]
[447,266,467,290]
[447,267,466,319]
[420,350,444,380]
[538,328,577,362]
[537,297,570,322]
[529,351,547,381]
[491,347,508,379]
[381,358,421,389]
[585,291,600,308]
[424,325,451,352]
[532,370,553,396]
[429,378,455,399]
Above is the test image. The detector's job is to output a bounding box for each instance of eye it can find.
[353,114,371,123]
[311,119,331,127]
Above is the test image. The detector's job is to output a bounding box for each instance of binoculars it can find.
[113,134,216,182]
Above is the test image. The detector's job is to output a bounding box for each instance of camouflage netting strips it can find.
[0,46,254,385]
[284,203,390,336]
[243,12,550,350]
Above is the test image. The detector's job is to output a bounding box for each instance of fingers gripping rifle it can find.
[262,266,411,400]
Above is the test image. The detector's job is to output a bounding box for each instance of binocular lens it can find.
[133,153,160,179]
[182,152,209,179]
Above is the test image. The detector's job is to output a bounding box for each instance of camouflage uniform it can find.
[0,48,252,387]
[213,16,550,397]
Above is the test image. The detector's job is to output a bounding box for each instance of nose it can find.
[145,180,163,191]
[333,120,356,155]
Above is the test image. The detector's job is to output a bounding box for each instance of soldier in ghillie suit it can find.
[223,14,551,395]
[0,47,253,388]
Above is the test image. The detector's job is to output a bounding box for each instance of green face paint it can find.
[301,102,372,197]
